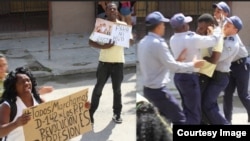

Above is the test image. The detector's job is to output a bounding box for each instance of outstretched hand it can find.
[38,86,54,95]
[85,101,91,109]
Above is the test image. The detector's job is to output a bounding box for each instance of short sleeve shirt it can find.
[99,20,130,63]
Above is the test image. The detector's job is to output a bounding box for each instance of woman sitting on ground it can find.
[0,67,44,141]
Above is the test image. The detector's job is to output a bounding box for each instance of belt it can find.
[144,86,165,90]
[232,57,247,65]
[99,61,123,65]
[214,71,229,75]
[175,72,198,75]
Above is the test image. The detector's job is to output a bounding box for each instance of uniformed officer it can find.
[213,1,250,124]
[169,13,221,124]
[212,1,230,27]
[202,16,241,125]
[223,20,250,123]
[137,11,205,125]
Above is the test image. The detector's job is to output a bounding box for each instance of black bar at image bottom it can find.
[173,125,250,140]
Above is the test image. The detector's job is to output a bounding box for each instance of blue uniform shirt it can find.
[170,30,221,65]
[216,35,240,72]
[137,32,196,89]
[220,20,247,61]
[232,34,248,61]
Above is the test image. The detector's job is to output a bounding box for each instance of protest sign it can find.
[89,18,132,48]
[23,88,92,141]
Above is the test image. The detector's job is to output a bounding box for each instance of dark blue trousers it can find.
[143,86,186,125]
[224,57,250,122]
[174,73,201,124]
[199,73,212,125]
[90,61,124,116]
[202,71,230,125]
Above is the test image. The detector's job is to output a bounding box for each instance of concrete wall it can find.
[51,1,95,35]
[232,2,250,48]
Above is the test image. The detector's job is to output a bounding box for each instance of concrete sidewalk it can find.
[1,33,250,127]
[0,33,137,78]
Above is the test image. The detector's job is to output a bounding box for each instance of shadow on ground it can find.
[80,120,116,141]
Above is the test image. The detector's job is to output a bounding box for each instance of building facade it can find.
[0,1,249,47]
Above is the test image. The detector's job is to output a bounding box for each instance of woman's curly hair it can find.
[137,101,173,141]
[1,67,42,103]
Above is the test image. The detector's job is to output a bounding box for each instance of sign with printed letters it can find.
[23,88,92,141]
[89,18,132,48]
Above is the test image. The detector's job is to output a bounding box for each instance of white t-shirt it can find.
[3,95,39,141]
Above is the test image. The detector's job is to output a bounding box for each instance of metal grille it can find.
[134,1,221,41]
[0,0,48,33]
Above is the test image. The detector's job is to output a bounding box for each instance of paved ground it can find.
[136,62,250,125]
[0,33,137,141]
[0,33,136,78]
[38,68,136,141]
[1,33,250,141]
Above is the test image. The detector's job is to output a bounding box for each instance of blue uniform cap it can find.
[212,1,230,14]
[170,13,192,28]
[145,11,169,26]
[226,16,243,32]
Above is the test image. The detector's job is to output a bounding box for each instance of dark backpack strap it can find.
[5,99,17,122]
[34,95,42,104]
[0,100,17,141]
[9,102,17,122]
